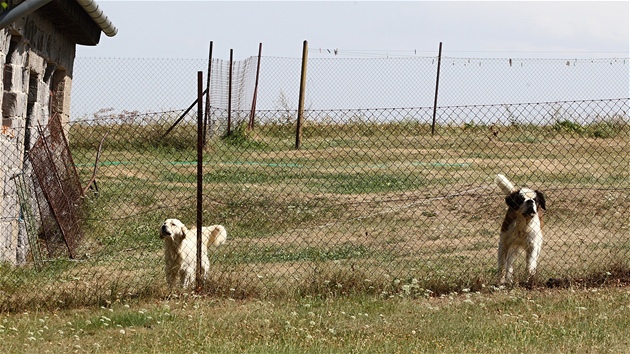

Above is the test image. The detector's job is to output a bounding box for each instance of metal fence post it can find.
[431,42,443,136]
[295,40,308,150]
[196,70,204,290]
[203,41,213,146]
[227,49,233,136]
[249,43,263,130]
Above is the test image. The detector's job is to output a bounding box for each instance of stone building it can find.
[0,0,116,264]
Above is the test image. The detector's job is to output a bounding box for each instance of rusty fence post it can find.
[431,42,443,136]
[295,40,308,150]
[196,71,204,290]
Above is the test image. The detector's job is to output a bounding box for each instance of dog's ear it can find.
[505,191,523,210]
[180,225,188,238]
[535,190,546,210]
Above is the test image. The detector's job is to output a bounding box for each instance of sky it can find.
[77,0,629,60]
[70,1,629,118]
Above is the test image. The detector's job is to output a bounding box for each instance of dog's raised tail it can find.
[495,174,516,195]
[204,225,227,247]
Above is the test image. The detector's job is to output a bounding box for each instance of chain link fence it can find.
[0,55,628,310]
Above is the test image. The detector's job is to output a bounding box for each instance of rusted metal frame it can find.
[51,114,83,197]
[31,125,76,259]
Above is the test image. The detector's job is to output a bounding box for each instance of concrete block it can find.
[2,64,23,91]
[26,50,45,73]
[2,91,27,118]
[0,220,18,265]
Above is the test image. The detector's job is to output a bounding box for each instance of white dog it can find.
[495,174,546,286]
[159,218,226,289]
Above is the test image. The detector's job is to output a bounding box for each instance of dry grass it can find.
[0,121,628,313]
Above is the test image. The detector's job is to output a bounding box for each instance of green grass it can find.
[0,116,628,351]
[1,287,630,353]
[1,117,628,315]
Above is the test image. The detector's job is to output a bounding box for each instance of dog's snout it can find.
[160,224,171,237]
[523,199,537,217]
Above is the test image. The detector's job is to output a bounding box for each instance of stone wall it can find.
[0,11,76,265]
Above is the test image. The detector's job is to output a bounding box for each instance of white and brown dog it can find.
[494,174,546,286]
[159,218,227,289]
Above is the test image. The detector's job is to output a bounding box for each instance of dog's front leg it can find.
[165,263,178,288]
[504,248,517,285]
[525,242,541,285]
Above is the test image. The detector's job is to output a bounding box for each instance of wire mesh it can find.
[0,56,628,311]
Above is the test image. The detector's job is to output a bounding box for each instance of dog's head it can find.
[505,188,546,218]
[160,218,188,241]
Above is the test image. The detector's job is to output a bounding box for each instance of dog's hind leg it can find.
[180,269,194,289]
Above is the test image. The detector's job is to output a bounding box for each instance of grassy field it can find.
[1,116,629,322]
[0,115,628,352]
[1,287,630,353]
